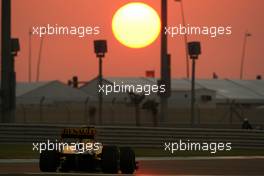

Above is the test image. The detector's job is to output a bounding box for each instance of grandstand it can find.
[1,78,264,128]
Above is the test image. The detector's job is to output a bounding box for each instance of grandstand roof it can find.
[80,77,264,104]
[1,78,264,104]
[15,81,90,103]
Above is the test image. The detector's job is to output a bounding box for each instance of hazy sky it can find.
[10,0,264,82]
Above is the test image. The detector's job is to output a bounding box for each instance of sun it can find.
[112,2,161,49]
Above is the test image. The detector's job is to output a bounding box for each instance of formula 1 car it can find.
[39,127,137,174]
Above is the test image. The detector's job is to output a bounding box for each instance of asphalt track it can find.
[0,156,264,175]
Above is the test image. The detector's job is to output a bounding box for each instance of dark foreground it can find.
[0,157,263,175]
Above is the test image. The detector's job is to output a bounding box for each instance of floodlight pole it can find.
[94,40,107,125]
[36,36,44,82]
[160,0,171,125]
[188,41,201,127]
[191,58,196,126]
[240,31,251,80]
[28,29,32,83]
[175,0,189,79]
[98,56,103,125]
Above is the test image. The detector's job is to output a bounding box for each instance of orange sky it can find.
[10,0,264,82]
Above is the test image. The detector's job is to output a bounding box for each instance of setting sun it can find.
[112,2,161,49]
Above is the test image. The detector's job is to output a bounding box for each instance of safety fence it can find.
[0,123,264,149]
[14,100,264,128]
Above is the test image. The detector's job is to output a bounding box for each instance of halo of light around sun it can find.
[112,2,161,49]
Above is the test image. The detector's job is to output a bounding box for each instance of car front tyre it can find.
[120,147,136,174]
[101,145,119,174]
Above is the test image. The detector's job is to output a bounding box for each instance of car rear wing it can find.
[61,127,96,139]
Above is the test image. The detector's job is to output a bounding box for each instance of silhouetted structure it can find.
[188,41,201,126]
[94,40,107,125]
[129,92,145,126]
[142,99,159,127]
[145,70,155,78]
[160,0,171,125]
[36,36,44,82]
[256,75,262,80]
[242,118,252,129]
[1,0,20,123]
[240,31,252,80]
[213,72,218,79]
[175,0,189,78]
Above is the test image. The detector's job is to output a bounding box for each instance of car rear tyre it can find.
[101,146,119,173]
[120,147,136,174]
[39,150,60,172]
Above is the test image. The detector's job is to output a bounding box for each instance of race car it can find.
[39,127,137,174]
